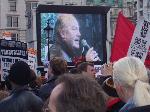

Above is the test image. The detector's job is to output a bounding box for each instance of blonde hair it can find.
[113,57,150,106]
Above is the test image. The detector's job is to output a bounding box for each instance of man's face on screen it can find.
[61,17,81,49]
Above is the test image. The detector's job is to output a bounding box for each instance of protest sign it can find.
[127,18,150,62]
[28,48,37,70]
[0,39,28,81]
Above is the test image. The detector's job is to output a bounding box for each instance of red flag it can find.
[110,12,135,62]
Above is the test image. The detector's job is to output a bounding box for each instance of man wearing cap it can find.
[0,61,43,112]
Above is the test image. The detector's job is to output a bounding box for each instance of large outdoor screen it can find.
[36,5,110,65]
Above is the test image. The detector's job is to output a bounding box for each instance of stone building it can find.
[0,0,27,42]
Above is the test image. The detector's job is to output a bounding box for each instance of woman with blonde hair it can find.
[113,57,150,112]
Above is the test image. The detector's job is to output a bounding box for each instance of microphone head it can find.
[81,39,90,49]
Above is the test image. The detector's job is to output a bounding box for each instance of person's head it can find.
[55,14,81,49]
[49,74,106,112]
[8,61,32,87]
[49,57,68,76]
[69,68,81,74]
[29,69,37,88]
[30,69,37,82]
[77,62,96,78]
[113,57,150,106]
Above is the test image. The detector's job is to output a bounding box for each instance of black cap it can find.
[9,61,31,86]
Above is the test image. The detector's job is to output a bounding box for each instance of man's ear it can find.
[59,29,66,40]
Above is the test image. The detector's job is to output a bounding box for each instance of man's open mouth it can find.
[74,39,79,42]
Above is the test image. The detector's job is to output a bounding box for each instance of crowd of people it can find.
[0,56,150,112]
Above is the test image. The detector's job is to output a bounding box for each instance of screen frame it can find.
[36,5,110,66]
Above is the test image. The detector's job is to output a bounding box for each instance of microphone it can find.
[81,39,101,61]
[81,39,90,49]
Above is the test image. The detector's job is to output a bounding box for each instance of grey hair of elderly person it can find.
[113,57,150,107]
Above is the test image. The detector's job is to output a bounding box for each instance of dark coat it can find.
[107,98,125,112]
[0,87,43,112]
[50,44,81,62]
[38,75,57,101]
[128,105,150,112]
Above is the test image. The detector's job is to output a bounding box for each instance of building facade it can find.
[133,0,150,21]
[0,0,26,42]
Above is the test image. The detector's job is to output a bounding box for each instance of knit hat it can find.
[9,61,32,86]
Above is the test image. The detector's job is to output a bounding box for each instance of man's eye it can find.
[72,27,78,30]
[72,28,76,30]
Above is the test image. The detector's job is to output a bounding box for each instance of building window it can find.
[26,2,31,10]
[139,0,143,8]
[134,1,137,10]
[86,0,93,5]
[9,0,16,11]
[26,2,38,10]
[127,2,133,17]
[11,33,19,41]
[7,16,18,27]
[139,10,143,16]
[64,2,77,5]
[113,8,118,16]
[31,2,38,9]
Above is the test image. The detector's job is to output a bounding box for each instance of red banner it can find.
[110,12,135,62]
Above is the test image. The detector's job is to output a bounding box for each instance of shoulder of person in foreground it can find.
[38,81,56,101]
[128,105,150,112]
[26,91,44,112]
[0,89,43,112]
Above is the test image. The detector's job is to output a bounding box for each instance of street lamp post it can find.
[44,19,54,61]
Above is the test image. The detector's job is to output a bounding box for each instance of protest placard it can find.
[0,39,28,81]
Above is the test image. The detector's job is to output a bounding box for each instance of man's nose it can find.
[93,69,96,74]
[77,30,81,36]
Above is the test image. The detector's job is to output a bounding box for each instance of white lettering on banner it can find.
[127,18,150,62]
[1,50,27,56]
[1,56,26,81]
